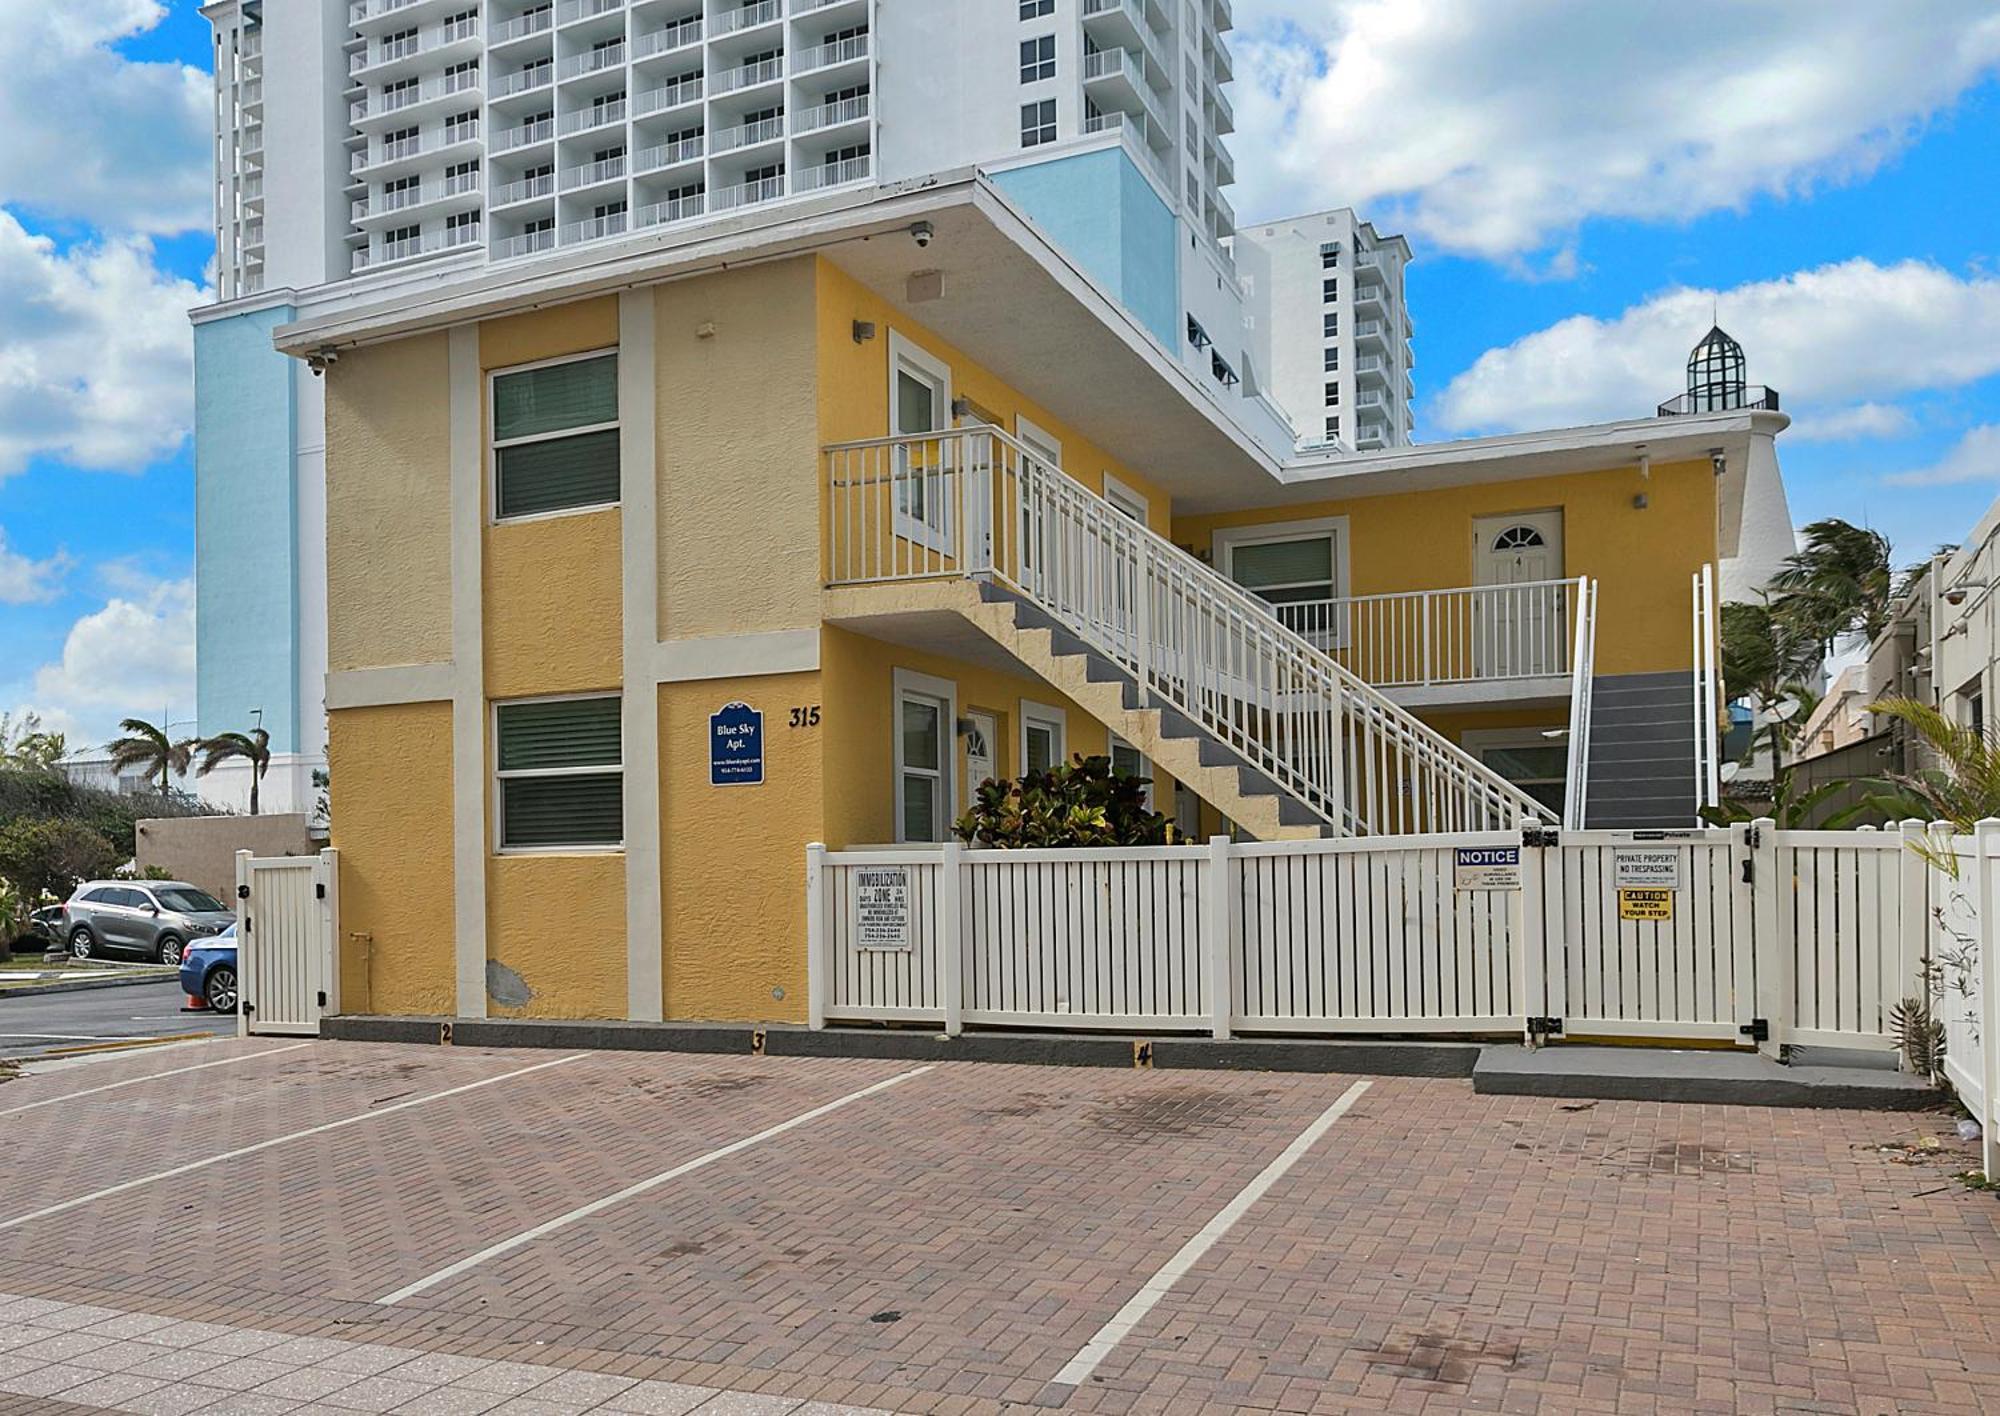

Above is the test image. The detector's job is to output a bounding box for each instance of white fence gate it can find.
[808,823,1948,1061]
[233,848,339,1037]
[1926,825,2000,1180]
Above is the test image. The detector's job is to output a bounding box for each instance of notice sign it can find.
[1618,887,1674,921]
[854,867,911,950]
[1454,846,1522,891]
[709,701,764,786]
[1614,847,1681,891]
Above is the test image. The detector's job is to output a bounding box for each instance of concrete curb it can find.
[1473,1044,1944,1111]
[0,972,181,1000]
[320,1015,1480,1076]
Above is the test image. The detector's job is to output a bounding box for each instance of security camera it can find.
[306,347,340,376]
[1946,582,1988,606]
[910,220,934,249]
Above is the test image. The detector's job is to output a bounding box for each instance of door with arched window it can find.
[1472,511,1564,678]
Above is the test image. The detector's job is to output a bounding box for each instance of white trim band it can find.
[326,663,454,709]
[652,628,820,683]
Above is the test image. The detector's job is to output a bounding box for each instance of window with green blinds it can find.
[492,353,620,519]
[496,697,622,848]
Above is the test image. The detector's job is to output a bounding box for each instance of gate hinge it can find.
[1522,825,1559,849]
[236,884,250,900]
[1527,1016,1564,1036]
[1740,1018,1770,1043]
[317,990,327,1008]
[1740,857,1754,886]
[1745,824,1763,850]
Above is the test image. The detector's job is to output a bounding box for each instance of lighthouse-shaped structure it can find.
[1659,326,1780,416]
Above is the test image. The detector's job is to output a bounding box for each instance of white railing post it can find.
[1978,819,1999,1179]
[939,840,964,1037]
[1204,835,1234,1039]
[1515,820,1547,1044]
[805,843,827,1030]
[234,849,254,1040]
[1134,534,1152,698]
[1897,819,1930,1073]
[1750,818,1786,1059]
[1420,589,1435,686]
[317,847,342,1020]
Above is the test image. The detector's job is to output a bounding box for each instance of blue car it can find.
[178,924,239,1013]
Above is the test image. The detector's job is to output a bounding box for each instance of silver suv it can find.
[63,881,236,967]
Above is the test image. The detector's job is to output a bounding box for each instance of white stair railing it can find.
[1563,578,1598,829]
[1692,563,1722,818]
[825,428,1553,835]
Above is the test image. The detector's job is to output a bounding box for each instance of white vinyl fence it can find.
[234,848,340,1037]
[808,823,1963,1059]
[1925,825,2000,1181]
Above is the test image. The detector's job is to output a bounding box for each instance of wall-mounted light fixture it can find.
[851,319,876,344]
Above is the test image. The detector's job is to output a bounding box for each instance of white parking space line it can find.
[377,1063,937,1305]
[1051,1078,1373,1389]
[0,1052,586,1234]
[0,1042,312,1119]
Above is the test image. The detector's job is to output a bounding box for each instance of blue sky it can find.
[2,1,1999,750]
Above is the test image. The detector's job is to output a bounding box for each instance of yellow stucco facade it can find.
[319,252,1730,1025]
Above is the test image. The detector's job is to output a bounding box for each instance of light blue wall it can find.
[990,147,1180,352]
[194,306,300,754]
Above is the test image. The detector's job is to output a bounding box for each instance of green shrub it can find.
[0,819,121,906]
[954,754,1176,848]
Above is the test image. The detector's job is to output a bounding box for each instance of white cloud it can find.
[1787,403,1917,444]
[1433,259,2000,434]
[1232,0,2000,260]
[0,530,74,605]
[1885,426,2000,487]
[0,1,210,235]
[11,576,195,752]
[0,211,203,479]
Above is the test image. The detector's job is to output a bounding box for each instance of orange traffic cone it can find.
[180,993,206,1012]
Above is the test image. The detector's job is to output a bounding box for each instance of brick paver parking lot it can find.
[4,1038,2000,1413]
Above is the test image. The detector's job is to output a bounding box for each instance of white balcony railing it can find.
[491,63,552,97]
[797,154,871,191]
[823,429,1552,835]
[495,228,558,259]
[558,43,624,79]
[798,92,869,132]
[712,0,780,33]
[492,172,556,205]
[638,192,706,227]
[634,75,704,113]
[491,117,553,152]
[559,99,627,134]
[712,173,786,210]
[562,154,627,188]
[714,55,784,93]
[557,0,623,22]
[355,221,482,269]
[712,115,784,152]
[491,9,552,43]
[797,32,869,71]
[1272,579,1588,691]
[635,16,702,57]
[561,212,629,243]
[635,135,705,171]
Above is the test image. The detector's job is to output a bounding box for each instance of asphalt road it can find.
[0,979,236,1062]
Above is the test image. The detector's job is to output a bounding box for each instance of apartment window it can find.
[1324,415,1340,439]
[384,76,419,104]
[1323,347,1338,372]
[1020,35,1055,83]
[1321,246,1340,269]
[495,697,622,850]
[1323,277,1338,302]
[491,351,620,520]
[1323,312,1338,338]
[1210,351,1238,387]
[385,224,420,245]
[445,59,478,82]
[593,199,627,220]
[445,209,480,243]
[592,90,626,120]
[1109,733,1154,808]
[384,174,420,199]
[445,110,479,141]
[895,671,955,844]
[1186,314,1211,350]
[592,143,625,164]
[1021,701,1066,774]
[824,142,869,168]
[1020,98,1056,147]
[1216,521,1347,647]
[744,160,785,184]
[890,332,952,550]
[1020,0,1054,16]
[1324,383,1340,406]
[524,216,555,236]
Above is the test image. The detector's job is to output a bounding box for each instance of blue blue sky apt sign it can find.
[710,702,764,786]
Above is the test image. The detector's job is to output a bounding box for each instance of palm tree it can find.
[107,718,190,796]
[193,727,272,815]
[1862,698,2000,832]
[1767,518,1898,652]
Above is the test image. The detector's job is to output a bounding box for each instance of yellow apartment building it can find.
[280,175,1790,1025]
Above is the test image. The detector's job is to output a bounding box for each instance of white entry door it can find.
[1472,511,1565,678]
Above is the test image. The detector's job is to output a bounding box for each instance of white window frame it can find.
[893,668,958,845]
[1108,731,1155,809]
[491,690,625,856]
[1102,472,1148,527]
[488,347,621,526]
[1462,727,1567,818]
[887,330,954,555]
[1213,516,1352,648]
[1019,697,1066,775]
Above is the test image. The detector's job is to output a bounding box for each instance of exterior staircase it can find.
[825,427,1552,839]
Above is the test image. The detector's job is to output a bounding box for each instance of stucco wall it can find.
[133,814,317,902]
[326,701,455,1016]
[324,331,452,672]
[655,261,822,640]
